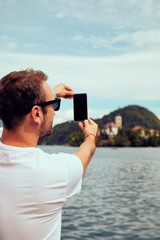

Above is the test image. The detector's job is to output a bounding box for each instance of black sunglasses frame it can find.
[37,98,61,111]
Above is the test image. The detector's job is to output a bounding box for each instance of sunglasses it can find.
[37,98,61,111]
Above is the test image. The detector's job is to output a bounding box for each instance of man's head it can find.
[0,69,50,134]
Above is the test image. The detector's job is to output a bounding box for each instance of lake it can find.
[39,146,160,240]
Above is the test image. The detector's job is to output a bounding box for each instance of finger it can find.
[64,95,74,99]
[63,95,74,99]
[64,84,74,92]
[84,119,89,127]
[63,90,75,98]
[78,122,84,130]
[65,90,75,96]
[88,118,94,125]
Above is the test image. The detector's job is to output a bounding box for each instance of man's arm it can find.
[74,119,98,178]
[53,83,98,177]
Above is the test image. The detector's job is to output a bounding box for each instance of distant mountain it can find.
[97,105,160,129]
[38,105,160,145]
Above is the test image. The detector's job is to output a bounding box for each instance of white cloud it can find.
[0,0,16,7]
[71,35,110,49]
[0,50,159,123]
[2,0,160,32]
[1,0,160,123]
[71,30,160,53]
[1,0,152,31]
[0,50,159,101]
[128,30,160,49]
[39,0,160,29]
[1,0,160,57]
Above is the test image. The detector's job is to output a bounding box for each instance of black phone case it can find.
[73,93,88,121]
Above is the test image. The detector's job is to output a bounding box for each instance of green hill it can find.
[39,105,160,145]
[98,105,160,129]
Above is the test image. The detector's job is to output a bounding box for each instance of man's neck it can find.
[1,127,38,148]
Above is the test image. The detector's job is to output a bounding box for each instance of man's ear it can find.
[31,106,43,125]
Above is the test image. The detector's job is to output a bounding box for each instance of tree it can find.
[69,131,84,146]
[114,128,131,147]
[148,135,159,147]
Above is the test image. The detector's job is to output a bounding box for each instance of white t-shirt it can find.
[0,128,83,240]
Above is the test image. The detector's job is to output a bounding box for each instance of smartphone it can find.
[73,93,88,122]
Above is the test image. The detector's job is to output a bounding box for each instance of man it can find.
[0,69,98,240]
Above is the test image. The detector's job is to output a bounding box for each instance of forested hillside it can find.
[97,105,160,129]
[38,105,160,145]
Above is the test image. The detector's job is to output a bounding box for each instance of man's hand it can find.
[52,83,74,99]
[78,119,98,138]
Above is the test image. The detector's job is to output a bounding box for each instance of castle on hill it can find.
[104,114,122,137]
[99,112,159,144]
[98,114,122,139]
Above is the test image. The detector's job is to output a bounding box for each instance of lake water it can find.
[39,146,160,240]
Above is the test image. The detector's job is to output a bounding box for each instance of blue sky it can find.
[0,0,160,125]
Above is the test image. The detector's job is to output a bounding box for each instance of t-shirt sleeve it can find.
[0,128,3,138]
[65,154,83,199]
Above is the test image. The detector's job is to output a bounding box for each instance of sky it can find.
[0,0,160,126]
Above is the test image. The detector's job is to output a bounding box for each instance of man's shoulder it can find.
[36,148,83,174]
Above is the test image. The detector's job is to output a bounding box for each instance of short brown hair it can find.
[0,69,48,129]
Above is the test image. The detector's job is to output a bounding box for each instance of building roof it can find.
[132,126,145,131]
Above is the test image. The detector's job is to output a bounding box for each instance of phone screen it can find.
[73,93,88,121]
